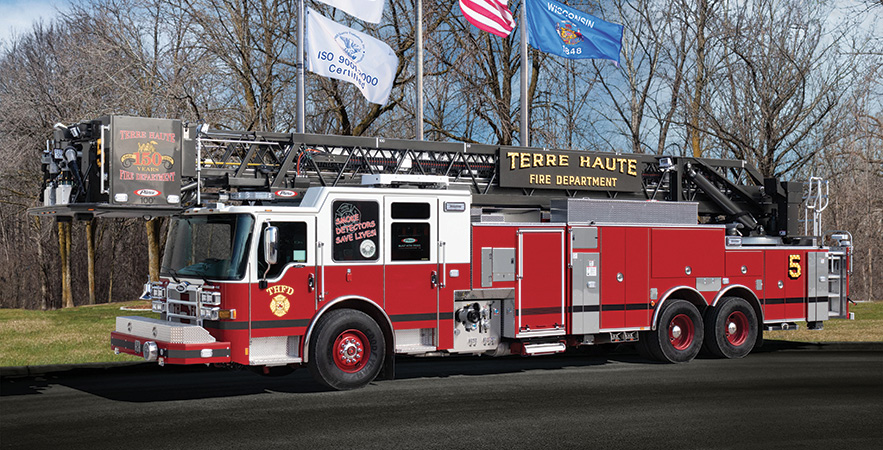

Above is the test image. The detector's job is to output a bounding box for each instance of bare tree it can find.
[590,0,666,154]
[701,0,858,177]
[426,1,542,146]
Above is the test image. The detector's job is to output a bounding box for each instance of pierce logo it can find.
[274,190,298,198]
[402,238,417,244]
[135,189,161,197]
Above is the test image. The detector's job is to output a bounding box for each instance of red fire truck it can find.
[31,116,852,390]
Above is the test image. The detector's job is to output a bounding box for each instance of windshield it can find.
[161,214,255,281]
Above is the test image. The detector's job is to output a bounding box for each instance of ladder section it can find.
[31,115,806,241]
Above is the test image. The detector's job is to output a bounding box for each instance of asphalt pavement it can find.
[2,342,882,450]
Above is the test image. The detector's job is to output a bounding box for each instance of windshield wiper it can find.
[161,265,181,284]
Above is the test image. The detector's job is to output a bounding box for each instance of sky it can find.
[0,0,70,46]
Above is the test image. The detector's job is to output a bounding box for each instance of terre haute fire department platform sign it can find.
[499,148,644,192]
[110,116,182,205]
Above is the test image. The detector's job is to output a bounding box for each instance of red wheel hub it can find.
[725,311,750,346]
[668,314,695,350]
[333,329,370,373]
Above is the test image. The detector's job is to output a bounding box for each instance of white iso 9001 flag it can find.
[315,0,384,24]
[306,8,397,105]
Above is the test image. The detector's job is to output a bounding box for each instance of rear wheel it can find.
[308,309,385,390]
[647,300,704,363]
[703,297,758,359]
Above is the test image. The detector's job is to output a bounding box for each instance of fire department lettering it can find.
[505,152,637,176]
[267,285,294,317]
[499,149,642,192]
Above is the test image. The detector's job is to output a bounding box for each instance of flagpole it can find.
[519,0,529,147]
[416,0,424,140]
[297,0,305,133]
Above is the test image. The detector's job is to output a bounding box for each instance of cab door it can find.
[383,197,439,339]
[250,218,316,364]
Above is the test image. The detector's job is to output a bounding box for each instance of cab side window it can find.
[258,222,307,279]
[332,200,380,262]
[390,202,431,261]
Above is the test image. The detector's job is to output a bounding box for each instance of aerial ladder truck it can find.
[30,115,852,390]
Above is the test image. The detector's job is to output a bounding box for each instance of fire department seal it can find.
[270,294,290,317]
[266,284,294,317]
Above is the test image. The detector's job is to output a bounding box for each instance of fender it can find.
[301,295,394,363]
[712,284,761,307]
[711,284,764,323]
[651,286,706,331]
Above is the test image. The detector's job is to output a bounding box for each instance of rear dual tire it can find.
[703,297,758,359]
[642,299,704,363]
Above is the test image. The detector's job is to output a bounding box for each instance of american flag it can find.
[459,0,516,38]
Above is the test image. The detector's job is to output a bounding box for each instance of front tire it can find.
[647,299,704,363]
[308,309,385,390]
[703,297,758,359]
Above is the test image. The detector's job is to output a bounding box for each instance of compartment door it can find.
[516,229,566,338]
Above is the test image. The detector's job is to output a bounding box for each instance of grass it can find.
[1,301,881,368]
[764,301,883,342]
[0,301,155,367]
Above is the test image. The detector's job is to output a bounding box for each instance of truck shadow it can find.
[5,341,819,402]
[2,349,650,402]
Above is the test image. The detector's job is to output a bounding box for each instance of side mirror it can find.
[263,226,278,266]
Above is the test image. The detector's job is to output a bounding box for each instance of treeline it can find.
[0,0,880,309]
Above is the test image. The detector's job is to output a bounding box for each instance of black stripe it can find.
[111,338,134,350]
[203,319,309,330]
[166,348,231,359]
[765,297,806,305]
[599,303,652,311]
[252,319,310,329]
[203,320,248,330]
[390,313,438,322]
[518,307,562,316]
[626,303,651,311]
[571,305,601,313]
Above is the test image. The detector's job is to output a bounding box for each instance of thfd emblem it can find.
[267,285,294,317]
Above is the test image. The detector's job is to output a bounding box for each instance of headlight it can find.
[200,290,221,306]
[200,306,220,321]
[152,300,166,313]
[150,284,166,299]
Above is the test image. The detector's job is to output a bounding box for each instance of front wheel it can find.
[646,299,704,363]
[703,297,758,359]
[308,309,385,390]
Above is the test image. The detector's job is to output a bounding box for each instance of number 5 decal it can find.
[788,254,802,279]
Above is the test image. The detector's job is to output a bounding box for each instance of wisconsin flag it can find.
[526,0,623,62]
[315,0,384,24]
[306,8,397,105]
[459,0,516,38]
